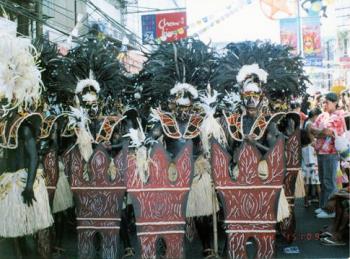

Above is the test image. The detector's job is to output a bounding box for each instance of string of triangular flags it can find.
[154,0,255,43]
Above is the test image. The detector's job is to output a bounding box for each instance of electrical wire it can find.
[43,0,75,14]
[30,0,92,33]
[1,0,149,51]
[0,0,71,36]
[80,0,148,50]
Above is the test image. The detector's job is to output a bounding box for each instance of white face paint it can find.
[82,93,97,102]
[80,89,99,118]
[176,97,191,106]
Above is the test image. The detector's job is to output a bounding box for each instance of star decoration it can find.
[260,0,296,19]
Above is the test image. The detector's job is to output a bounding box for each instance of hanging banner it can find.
[142,12,187,44]
[141,14,157,44]
[280,18,298,55]
[302,16,322,66]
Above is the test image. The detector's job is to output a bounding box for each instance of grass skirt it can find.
[52,162,74,214]
[186,156,219,217]
[0,169,53,237]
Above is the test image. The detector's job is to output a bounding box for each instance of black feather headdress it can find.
[137,38,217,109]
[211,40,309,101]
[34,38,72,105]
[54,36,131,112]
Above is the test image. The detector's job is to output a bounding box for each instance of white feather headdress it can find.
[75,70,100,94]
[236,64,268,84]
[170,82,198,105]
[0,18,43,115]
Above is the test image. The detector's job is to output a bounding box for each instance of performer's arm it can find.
[51,121,59,151]
[21,124,38,206]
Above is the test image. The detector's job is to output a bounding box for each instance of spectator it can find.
[311,92,347,218]
[339,90,350,112]
[302,108,322,207]
[301,94,311,115]
[313,92,323,110]
[291,101,308,128]
[320,188,349,246]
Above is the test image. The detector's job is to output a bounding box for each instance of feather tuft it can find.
[236,64,268,84]
[170,82,198,98]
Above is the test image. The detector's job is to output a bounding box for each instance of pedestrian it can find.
[302,108,322,207]
[339,90,350,112]
[291,101,308,128]
[311,92,347,218]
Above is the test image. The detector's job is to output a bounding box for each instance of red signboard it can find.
[142,12,187,43]
[156,12,187,42]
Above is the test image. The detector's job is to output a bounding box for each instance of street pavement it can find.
[0,199,349,259]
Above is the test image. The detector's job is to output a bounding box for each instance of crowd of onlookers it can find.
[296,89,350,246]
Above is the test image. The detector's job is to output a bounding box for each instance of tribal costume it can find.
[132,38,223,258]
[211,41,308,257]
[0,19,53,239]
[56,35,132,259]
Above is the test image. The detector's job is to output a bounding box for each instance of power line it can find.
[43,0,75,14]
[1,0,149,51]
[30,0,93,33]
[0,0,70,36]
[126,7,186,14]
[80,0,148,51]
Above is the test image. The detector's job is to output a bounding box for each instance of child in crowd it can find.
[302,108,322,207]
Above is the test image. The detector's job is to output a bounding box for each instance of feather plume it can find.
[149,108,161,123]
[68,106,93,162]
[75,78,100,94]
[123,119,149,183]
[212,41,309,101]
[0,27,43,113]
[170,82,198,98]
[199,84,219,115]
[123,128,145,148]
[200,85,227,153]
[236,64,268,84]
[137,38,215,113]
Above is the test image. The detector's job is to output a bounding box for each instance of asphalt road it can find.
[0,199,349,259]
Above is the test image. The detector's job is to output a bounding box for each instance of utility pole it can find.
[296,0,304,57]
[36,0,43,38]
[16,0,30,36]
[74,0,77,25]
[326,40,331,90]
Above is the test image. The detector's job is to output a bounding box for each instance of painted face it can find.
[269,99,288,112]
[241,80,263,110]
[241,90,263,109]
[170,83,198,112]
[81,88,99,118]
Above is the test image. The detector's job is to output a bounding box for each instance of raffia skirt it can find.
[186,156,219,218]
[52,161,74,214]
[0,169,53,237]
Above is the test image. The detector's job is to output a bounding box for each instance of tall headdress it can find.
[212,40,308,101]
[55,36,131,114]
[137,38,216,111]
[0,18,43,116]
[34,37,69,110]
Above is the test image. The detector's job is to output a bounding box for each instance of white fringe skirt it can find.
[52,162,74,214]
[186,156,219,217]
[0,169,54,238]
